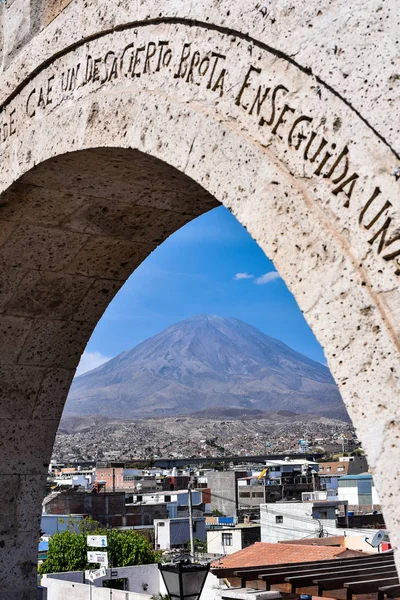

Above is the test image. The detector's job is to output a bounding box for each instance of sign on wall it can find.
[87,535,108,548]
[87,550,108,566]
[86,566,107,582]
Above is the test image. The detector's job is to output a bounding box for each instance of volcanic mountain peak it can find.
[67,315,346,421]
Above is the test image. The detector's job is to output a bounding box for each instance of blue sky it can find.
[77,206,326,375]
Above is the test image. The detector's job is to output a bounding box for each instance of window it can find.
[253,492,264,498]
[240,491,250,498]
[158,522,165,527]
[222,533,232,546]
[164,495,171,502]
[137,495,142,502]
[275,516,283,523]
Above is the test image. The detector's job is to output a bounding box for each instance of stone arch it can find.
[0,3,399,598]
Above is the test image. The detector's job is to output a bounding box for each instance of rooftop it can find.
[318,461,350,475]
[212,542,363,569]
[264,459,318,466]
[340,473,372,480]
[207,523,260,531]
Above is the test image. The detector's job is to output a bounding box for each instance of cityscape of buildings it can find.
[38,449,390,597]
[52,416,357,463]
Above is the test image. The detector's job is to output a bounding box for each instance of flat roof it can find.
[207,523,260,531]
[340,473,372,480]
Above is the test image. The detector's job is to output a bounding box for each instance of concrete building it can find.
[154,517,206,550]
[125,488,209,519]
[49,466,96,489]
[96,467,162,492]
[237,460,321,507]
[207,471,247,516]
[318,456,369,492]
[264,459,319,479]
[207,523,260,555]
[96,467,193,493]
[261,500,384,546]
[237,476,266,508]
[338,473,380,508]
[44,491,168,527]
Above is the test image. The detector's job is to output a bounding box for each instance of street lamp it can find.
[158,560,210,600]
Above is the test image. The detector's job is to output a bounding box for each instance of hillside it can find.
[66,315,347,420]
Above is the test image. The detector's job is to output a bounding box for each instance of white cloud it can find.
[254,271,281,285]
[75,351,112,377]
[234,272,254,280]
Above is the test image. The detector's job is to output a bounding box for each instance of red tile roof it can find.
[212,542,363,569]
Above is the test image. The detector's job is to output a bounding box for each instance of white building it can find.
[338,474,380,507]
[126,489,208,519]
[51,466,95,489]
[263,458,319,481]
[155,517,206,550]
[261,499,384,550]
[207,524,260,555]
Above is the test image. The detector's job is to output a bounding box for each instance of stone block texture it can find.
[0,1,399,598]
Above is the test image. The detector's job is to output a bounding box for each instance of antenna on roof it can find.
[365,530,385,548]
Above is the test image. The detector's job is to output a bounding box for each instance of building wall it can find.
[347,457,369,474]
[154,517,206,550]
[96,468,125,491]
[238,483,265,508]
[43,565,221,600]
[338,476,380,506]
[208,472,246,516]
[44,578,152,600]
[261,502,323,543]
[261,502,385,544]
[338,483,360,505]
[45,492,168,526]
[44,492,126,526]
[207,529,243,555]
[126,503,169,526]
[40,514,84,536]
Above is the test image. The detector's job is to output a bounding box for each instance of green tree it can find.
[39,519,161,574]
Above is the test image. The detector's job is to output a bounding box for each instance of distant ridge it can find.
[66,315,348,420]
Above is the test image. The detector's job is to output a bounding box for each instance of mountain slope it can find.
[66,315,347,420]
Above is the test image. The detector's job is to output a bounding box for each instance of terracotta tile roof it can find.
[212,542,363,569]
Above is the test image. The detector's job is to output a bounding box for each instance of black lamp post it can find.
[158,560,210,600]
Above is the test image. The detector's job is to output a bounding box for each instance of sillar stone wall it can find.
[0,1,399,598]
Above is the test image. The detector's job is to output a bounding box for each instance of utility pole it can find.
[188,485,195,559]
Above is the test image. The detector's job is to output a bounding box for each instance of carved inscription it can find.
[235,65,400,276]
[1,30,399,277]
[0,107,17,143]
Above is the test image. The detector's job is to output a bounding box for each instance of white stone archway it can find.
[0,2,399,598]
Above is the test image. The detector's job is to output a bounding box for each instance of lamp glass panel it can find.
[161,570,181,598]
[181,570,207,598]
